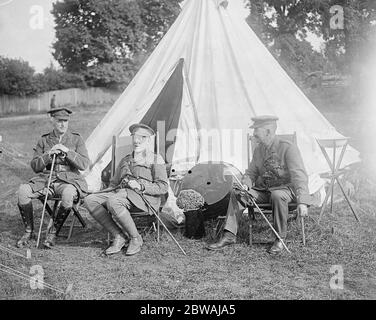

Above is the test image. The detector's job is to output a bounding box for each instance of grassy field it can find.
[0,89,375,300]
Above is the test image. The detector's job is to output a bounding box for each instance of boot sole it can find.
[104,243,126,255]
[267,249,284,255]
[125,247,141,256]
[104,248,124,255]
[205,240,236,251]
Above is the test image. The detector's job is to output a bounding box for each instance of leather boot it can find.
[126,235,143,256]
[268,239,285,255]
[206,230,236,251]
[43,226,57,249]
[16,203,35,248]
[90,205,128,255]
[113,210,143,256]
[90,205,124,237]
[105,234,127,255]
[54,206,72,236]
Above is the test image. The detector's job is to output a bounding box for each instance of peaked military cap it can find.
[250,115,279,129]
[129,123,155,137]
[47,107,73,120]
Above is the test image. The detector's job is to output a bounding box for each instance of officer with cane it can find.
[16,107,89,249]
[206,116,311,255]
[83,123,169,256]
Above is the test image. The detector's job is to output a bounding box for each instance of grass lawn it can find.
[0,91,375,300]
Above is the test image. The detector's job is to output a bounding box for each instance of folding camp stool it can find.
[316,138,360,223]
[38,195,86,240]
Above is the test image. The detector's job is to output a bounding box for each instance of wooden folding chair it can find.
[37,195,86,240]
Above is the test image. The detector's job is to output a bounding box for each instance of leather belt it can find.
[53,164,71,172]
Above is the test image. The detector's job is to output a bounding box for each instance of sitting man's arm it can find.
[63,133,90,171]
[30,138,51,173]
[139,154,169,196]
[108,158,127,189]
[285,144,311,216]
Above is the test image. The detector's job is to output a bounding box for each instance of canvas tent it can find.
[83,0,359,195]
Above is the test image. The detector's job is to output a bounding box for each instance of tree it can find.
[41,63,86,91]
[245,0,375,87]
[0,57,37,96]
[320,0,376,98]
[245,0,329,83]
[51,0,181,87]
[0,57,87,96]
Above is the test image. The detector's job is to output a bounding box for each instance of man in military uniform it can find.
[84,123,169,256]
[207,115,311,255]
[17,107,90,249]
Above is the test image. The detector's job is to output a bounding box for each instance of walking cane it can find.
[134,189,187,256]
[301,216,306,246]
[36,137,62,248]
[230,173,291,254]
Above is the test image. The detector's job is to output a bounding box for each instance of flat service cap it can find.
[129,123,155,137]
[47,107,72,120]
[249,115,279,129]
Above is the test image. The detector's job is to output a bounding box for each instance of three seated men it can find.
[16,111,309,256]
[207,115,310,255]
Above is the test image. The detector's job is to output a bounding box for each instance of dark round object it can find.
[184,209,205,239]
[179,161,242,205]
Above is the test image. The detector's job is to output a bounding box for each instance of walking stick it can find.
[230,173,291,254]
[301,216,306,246]
[87,186,121,194]
[135,189,187,256]
[36,137,62,248]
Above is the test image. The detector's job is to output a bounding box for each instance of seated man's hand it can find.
[297,204,308,217]
[241,175,253,191]
[53,144,69,154]
[40,187,54,197]
[49,146,61,156]
[127,179,142,191]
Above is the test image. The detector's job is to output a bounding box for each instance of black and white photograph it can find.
[0,0,375,304]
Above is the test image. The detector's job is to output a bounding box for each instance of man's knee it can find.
[83,194,101,212]
[60,185,77,208]
[106,195,122,214]
[106,195,130,217]
[18,184,33,205]
[270,190,290,203]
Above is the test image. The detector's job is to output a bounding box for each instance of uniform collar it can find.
[51,129,69,140]
[130,150,155,165]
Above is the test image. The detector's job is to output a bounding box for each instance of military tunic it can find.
[245,137,311,204]
[84,151,169,215]
[28,130,90,196]
[109,151,169,213]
